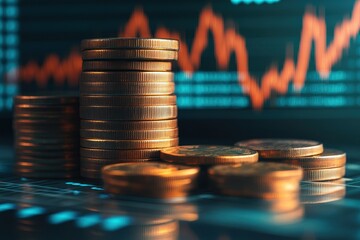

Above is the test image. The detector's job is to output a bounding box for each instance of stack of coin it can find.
[235,139,346,181]
[102,162,199,200]
[160,145,259,187]
[208,162,303,199]
[13,96,79,178]
[80,38,179,179]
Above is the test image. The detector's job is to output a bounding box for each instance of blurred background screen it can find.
[1,0,360,145]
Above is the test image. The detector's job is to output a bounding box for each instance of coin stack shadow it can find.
[79,38,180,179]
[13,96,79,178]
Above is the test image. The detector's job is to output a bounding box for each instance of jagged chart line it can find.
[18,1,360,109]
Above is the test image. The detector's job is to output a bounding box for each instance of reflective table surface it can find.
[1,144,360,240]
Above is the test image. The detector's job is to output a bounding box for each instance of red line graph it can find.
[18,1,360,109]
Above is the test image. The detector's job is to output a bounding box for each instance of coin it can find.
[80,138,179,149]
[80,105,177,120]
[209,162,303,179]
[82,61,172,71]
[80,81,175,95]
[13,119,78,128]
[81,157,150,167]
[80,119,177,131]
[80,95,177,107]
[102,162,198,199]
[80,128,178,140]
[16,162,78,171]
[209,162,303,199]
[14,96,78,105]
[80,147,161,159]
[16,155,78,164]
[16,149,78,158]
[15,169,78,178]
[102,162,197,177]
[15,136,78,145]
[81,38,179,51]
[160,145,258,165]
[81,72,173,82]
[15,142,78,150]
[235,139,323,158]
[82,49,178,61]
[302,166,345,181]
[265,149,346,169]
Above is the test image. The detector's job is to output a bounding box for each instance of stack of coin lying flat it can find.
[159,145,259,187]
[208,162,303,199]
[102,162,199,199]
[235,139,346,181]
[13,96,79,178]
[80,38,180,179]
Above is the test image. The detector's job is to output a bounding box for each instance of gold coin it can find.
[209,162,302,199]
[80,128,178,140]
[14,96,78,105]
[102,162,198,179]
[102,162,198,199]
[80,105,177,120]
[80,138,179,149]
[82,49,178,60]
[209,162,303,179]
[160,145,258,165]
[303,166,345,181]
[235,139,323,158]
[82,61,172,71]
[80,95,177,106]
[81,38,179,51]
[81,119,177,131]
[80,81,175,95]
[80,147,161,159]
[266,149,346,169]
[81,71,173,82]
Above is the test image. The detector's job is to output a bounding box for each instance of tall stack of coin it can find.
[13,96,79,178]
[235,139,346,181]
[80,38,179,179]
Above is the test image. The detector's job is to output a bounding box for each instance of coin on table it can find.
[102,162,199,199]
[160,145,258,165]
[302,166,345,181]
[208,162,303,199]
[267,149,346,169]
[81,38,179,51]
[235,139,323,158]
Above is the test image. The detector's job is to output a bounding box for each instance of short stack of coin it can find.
[13,96,79,178]
[102,162,199,200]
[235,139,346,181]
[80,38,180,179]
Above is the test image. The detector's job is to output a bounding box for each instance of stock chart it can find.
[1,0,360,115]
